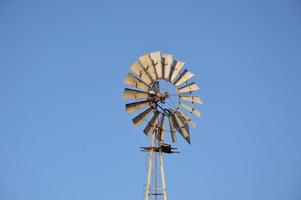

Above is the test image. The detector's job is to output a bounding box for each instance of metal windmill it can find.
[122,51,202,200]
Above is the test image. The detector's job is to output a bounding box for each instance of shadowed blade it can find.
[143,111,160,136]
[150,51,163,79]
[124,73,150,91]
[125,100,151,114]
[122,88,149,99]
[131,61,152,85]
[170,60,185,82]
[173,112,191,144]
[157,114,166,141]
[132,107,154,127]
[176,108,196,128]
[179,95,203,104]
[139,54,157,81]
[168,115,177,143]
[177,82,200,94]
[174,69,194,87]
[179,101,201,117]
[162,54,174,80]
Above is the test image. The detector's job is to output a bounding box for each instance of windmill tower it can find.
[122,52,202,200]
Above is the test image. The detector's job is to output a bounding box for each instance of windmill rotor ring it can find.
[123,51,203,144]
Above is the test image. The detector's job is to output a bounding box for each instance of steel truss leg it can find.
[159,143,168,200]
[145,134,155,200]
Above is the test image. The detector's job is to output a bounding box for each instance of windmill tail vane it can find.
[122,51,202,200]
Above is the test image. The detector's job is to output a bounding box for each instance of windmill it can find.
[122,51,202,200]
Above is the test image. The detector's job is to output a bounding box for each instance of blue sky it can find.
[1,0,301,200]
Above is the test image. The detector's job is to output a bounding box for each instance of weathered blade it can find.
[143,111,160,136]
[125,100,151,114]
[149,51,163,79]
[157,114,166,141]
[179,95,203,104]
[131,61,152,85]
[162,54,174,80]
[174,69,194,87]
[122,88,149,99]
[179,101,201,117]
[175,111,190,130]
[132,107,154,127]
[173,112,191,144]
[124,73,150,91]
[139,54,157,81]
[176,108,196,128]
[177,82,200,94]
[168,115,177,143]
[170,60,185,82]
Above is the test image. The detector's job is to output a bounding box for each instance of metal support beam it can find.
[159,143,168,200]
[145,133,156,200]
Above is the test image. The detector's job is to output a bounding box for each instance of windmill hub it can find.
[148,91,168,103]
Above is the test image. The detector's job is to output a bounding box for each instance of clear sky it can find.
[1,0,301,200]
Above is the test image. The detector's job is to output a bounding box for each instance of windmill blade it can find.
[125,100,151,114]
[179,95,203,104]
[176,108,196,128]
[179,101,201,117]
[150,51,163,79]
[143,111,160,136]
[132,106,154,127]
[177,82,200,94]
[168,115,177,143]
[162,54,174,80]
[122,88,149,99]
[157,114,166,141]
[170,60,185,82]
[131,61,152,85]
[173,69,194,87]
[175,111,190,131]
[172,112,191,144]
[124,73,150,91]
[139,54,157,81]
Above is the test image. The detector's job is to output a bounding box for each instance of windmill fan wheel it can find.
[122,51,202,144]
